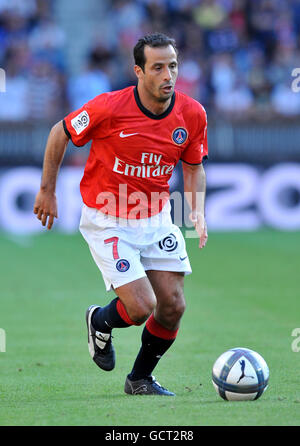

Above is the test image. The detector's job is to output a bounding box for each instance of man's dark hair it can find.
[134,33,177,72]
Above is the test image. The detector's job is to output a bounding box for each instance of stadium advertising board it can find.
[0,163,299,234]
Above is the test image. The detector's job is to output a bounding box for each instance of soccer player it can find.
[33,33,208,396]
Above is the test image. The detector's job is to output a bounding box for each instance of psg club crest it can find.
[172,127,188,145]
[116,259,130,272]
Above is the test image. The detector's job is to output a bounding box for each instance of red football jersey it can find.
[63,86,208,219]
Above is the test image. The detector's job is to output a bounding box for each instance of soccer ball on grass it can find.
[212,347,269,401]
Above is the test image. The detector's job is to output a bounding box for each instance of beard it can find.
[143,81,174,103]
[157,92,173,102]
[156,86,174,103]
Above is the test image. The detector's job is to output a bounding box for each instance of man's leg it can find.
[125,271,185,395]
[92,276,156,329]
[86,276,156,371]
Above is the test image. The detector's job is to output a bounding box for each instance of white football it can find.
[212,347,269,401]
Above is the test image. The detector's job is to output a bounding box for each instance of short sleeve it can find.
[180,103,208,165]
[63,93,110,147]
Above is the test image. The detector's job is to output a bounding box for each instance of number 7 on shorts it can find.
[104,237,120,260]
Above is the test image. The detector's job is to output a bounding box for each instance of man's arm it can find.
[182,162,208,249]
[33,120,69,230]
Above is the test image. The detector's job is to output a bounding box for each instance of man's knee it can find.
[125,294,156,324]
[170,291,186,320]
[115,277,156,325]
[156,289,186,328]
[175,294,186,319]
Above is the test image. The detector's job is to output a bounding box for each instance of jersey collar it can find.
[134,86,175,120]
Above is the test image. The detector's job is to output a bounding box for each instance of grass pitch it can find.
[0,230,299,426]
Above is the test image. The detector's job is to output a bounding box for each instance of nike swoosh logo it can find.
[180,256,188,261]
[119,131,139,138]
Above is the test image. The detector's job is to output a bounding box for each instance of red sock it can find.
[92,297,140,332]
[146,313,179,340]
[116,298,142,326]
[129,314,179,380]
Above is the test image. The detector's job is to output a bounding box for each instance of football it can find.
[212,347,269,401]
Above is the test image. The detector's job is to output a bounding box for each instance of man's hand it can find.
[190,211,208,249]
[33,189,58,230]
[33,120,69,230]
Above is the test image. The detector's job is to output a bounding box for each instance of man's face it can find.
[136,45,178,102]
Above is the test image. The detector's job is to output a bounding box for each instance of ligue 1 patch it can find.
[116,259,130,272]
[172,127,188,145]
[71,110,90,135]
[159,233,178,252]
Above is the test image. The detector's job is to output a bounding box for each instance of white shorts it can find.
[79,204,192,291]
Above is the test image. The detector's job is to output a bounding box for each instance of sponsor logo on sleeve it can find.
[71,110,90,135]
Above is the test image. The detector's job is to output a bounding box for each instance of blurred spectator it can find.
[67,66,112,111]
[0,0,66,121]
[28,17,66,69]
[211,53,236,94]
[27,58,65,120]
[271,80,300,116]
[0,0,37,18]
[214,76,254,117]
[0,55,29,121]
[206,19,240,54]
[176,58,202,99]
[193,0,226,30]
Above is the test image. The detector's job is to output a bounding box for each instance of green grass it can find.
[0,230,300,426]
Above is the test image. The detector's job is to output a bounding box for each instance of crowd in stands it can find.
[0,0,67,121]
[1,0,300,123]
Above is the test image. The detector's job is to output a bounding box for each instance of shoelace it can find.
[92,333,114,351]
[92,333,114,341]
[146,376,168,392]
